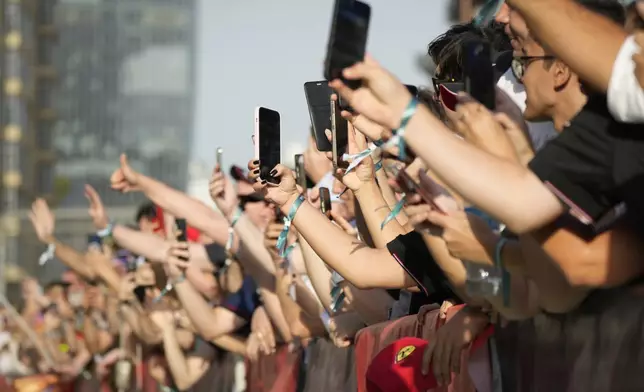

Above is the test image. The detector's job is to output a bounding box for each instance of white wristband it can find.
[39,243,56,266]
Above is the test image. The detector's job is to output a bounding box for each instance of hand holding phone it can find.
[175,219,189,262]
[254,107,281,184]
[216,148,223,171]
[324,0,371,90]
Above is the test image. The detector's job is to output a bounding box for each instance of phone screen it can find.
[464,41,496,110]
[258,107,281,184]
[176,219,188,243]
[331,98,349,169]
[295,154,306,191]
[304,81,333,152]
[324,0,371,90]
[319,187,332,219]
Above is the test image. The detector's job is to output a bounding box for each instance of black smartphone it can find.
[295,154,307,191]
[320,187,332,219]
[304,81,333,152]
[255,107,281,184]
[331,97,349,169]
[464,41,496,110]
[176,218,188,242]
[324,0,371,90]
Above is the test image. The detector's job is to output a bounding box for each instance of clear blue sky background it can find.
[193,0,450,168]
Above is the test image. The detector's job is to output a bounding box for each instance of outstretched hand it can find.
[84,184,109,230]
[28,199,55,244]
[209,166,238,218]
[329,54,413,131]
[110,154,141,193]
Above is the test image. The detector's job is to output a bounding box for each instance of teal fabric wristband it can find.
[276,194,306,257]
[393,97,419,161]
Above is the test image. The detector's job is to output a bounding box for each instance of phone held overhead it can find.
[254,107,281,185]
[324,0,371,90]
[304,81,334,151]
[295,154,307,191]
[331,95,349,170]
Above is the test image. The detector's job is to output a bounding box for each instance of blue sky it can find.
[192,0,450,168]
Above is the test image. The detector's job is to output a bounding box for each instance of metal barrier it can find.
[354,305,488,392]
[246,345,301,392]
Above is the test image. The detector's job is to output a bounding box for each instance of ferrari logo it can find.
[395,345,416,363]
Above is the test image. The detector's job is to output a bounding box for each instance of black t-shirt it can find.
[386,231,461,312]
[528,95,644,232]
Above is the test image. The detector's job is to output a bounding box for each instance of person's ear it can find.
[552,60,571,91]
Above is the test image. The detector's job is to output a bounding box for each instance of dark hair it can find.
[427,21,511,81]
[135,202,157,223]
[44,280,69,293]
[576,0,625,24]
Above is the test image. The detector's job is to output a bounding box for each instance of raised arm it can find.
[330,57,565,234]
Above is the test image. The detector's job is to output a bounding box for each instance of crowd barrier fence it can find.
[354,304,491,392]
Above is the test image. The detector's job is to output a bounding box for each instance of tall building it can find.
[0,0,58,296]
[50,0,197,252]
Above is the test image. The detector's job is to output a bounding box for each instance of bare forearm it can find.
[137,175,230,245]
[161,328,192,390]
[210,335,247,356]
[52,239,95,279]
[518,235,589,313]
[120,304,161,345]
[275,271,324,339]
[298,234,334,311]
[259,288,293,343]
[421,234,472,303]
[511,0,626,92]
[174,280,222,339]
[234,216,277,288]
[82,316,101,354]
[403,107,563,233]
[287,200,410,289]
[355,182,408,249]
[113,225,169,262]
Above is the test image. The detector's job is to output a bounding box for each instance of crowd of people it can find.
[2,0,644,390]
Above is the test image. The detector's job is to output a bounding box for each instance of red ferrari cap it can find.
[366,326,495,392]
[366,337,437,392]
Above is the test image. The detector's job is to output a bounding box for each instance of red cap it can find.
[151,205,201,242]
[366,326,495,392]
[366,337,437,392]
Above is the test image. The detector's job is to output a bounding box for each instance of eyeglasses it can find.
[511,55,556,81]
